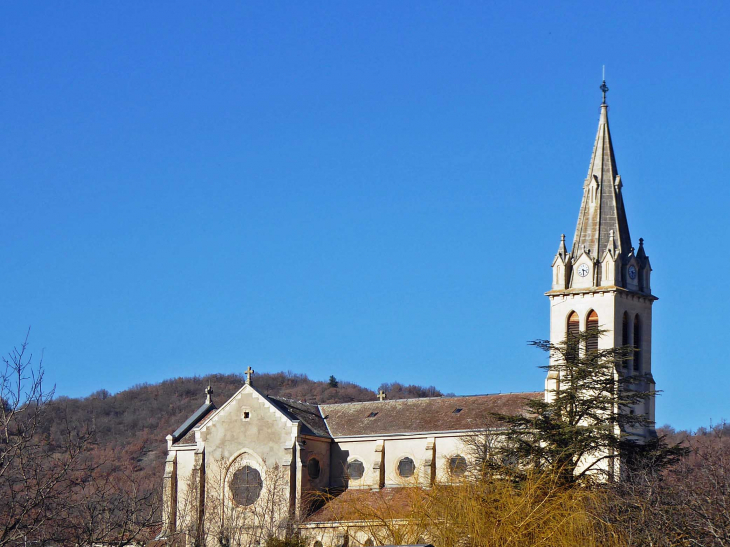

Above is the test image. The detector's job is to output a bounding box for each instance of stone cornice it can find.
[545,285,658,301]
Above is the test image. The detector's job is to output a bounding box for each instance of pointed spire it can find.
[571,81,632,282]
[636,237,647,260]
[556,234,568,260]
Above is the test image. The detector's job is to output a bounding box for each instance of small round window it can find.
[397,457,415,478]
[307,457,321,480]
[346,459,365,480]
[230,465,263,506]
[449,455,467,476]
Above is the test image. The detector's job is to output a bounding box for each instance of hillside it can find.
[42,371,444,489]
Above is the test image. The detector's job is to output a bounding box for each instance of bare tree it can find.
[55,461,160,547]
[0,332,161,547]
[676,424,730,545]
[0,331,92,546]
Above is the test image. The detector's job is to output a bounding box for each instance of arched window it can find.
[307,458,321,480]
[586,310,599,353]
[633,315,641,371]
[567,311,580,338]
[567,311,580,361]
[622,312,629,369]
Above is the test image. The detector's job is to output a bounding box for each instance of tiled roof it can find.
[169,389,542,446]
[306,487,424,523]
[267,396,331,438]
[319,392,542,437]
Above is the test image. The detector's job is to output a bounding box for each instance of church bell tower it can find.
[546,81,657,439]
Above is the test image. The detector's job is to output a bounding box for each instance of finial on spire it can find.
[245,366,254,386]
[556,234,568,259]
[600,68,609,105]
[205,384,213,405]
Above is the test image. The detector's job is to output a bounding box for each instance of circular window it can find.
[449,455,467,476]
[397,457,415,478]
[346,459,365,480]
[307,457,321,480]
[230,465,263,506]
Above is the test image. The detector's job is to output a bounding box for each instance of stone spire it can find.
[556,234,568,261]
[571,83,632,273]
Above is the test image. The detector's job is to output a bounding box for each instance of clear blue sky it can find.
[1,2,728,431]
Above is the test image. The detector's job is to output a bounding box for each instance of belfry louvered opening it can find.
[586,310,599,353]
[633,314,642,371]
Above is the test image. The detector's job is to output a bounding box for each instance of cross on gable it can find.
[245,366,254,385]
[377,389,386,401]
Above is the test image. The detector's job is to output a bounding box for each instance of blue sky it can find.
[1,2,728,431]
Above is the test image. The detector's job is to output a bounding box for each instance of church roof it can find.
[319,392,542,437]
[169,388,542,444]
[305,487,422,523]
[267,396,331,438]
[571,99,632,269]
[171,401,217,445]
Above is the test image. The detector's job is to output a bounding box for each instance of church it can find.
[159,83,657,546]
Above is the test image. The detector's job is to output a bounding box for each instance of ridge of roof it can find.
[268,394,320,410]
[172,401,216,442]
[320,392,542,438]
[319,391,542,408]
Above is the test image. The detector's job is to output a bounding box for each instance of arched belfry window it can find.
[567,312,580,339]
[633,315,641,371]
[586,311,599,353]
[622,312,629,369]
[566,312,580,361]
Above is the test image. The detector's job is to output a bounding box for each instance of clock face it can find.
[628,265,637,280]
[577,264,590,278]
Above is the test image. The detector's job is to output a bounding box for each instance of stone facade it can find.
[160,384,540,546]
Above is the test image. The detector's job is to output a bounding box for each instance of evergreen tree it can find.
[489,329,656,485]
[328,375,338,388]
